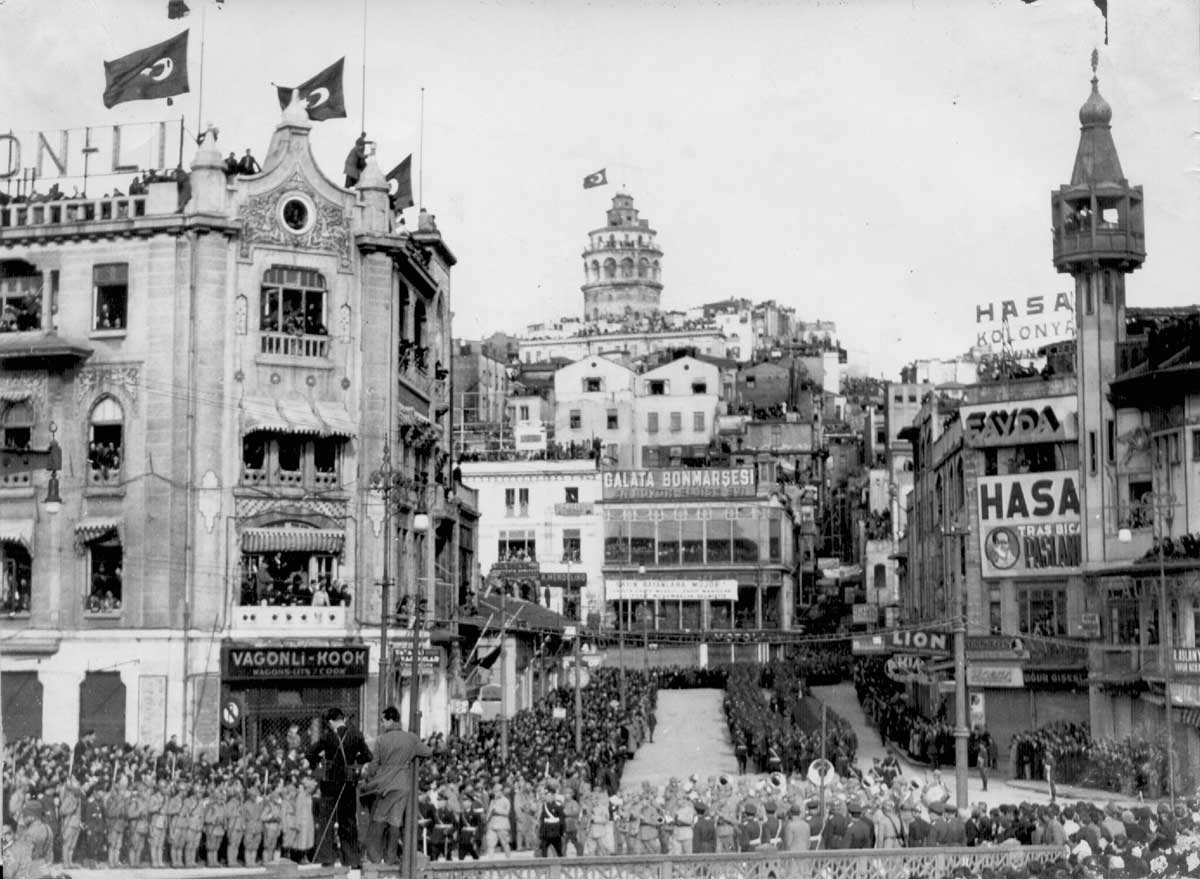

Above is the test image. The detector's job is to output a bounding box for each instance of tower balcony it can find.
[1050,186,1145,273]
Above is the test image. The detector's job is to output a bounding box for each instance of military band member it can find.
[261,784,283,864]
[185,784,206,868]
[225,782,246,865]
[104,778,129,868]
[58,775,83,869]
[204,785,226,867]
[127,778,150,867]
[148,779,168,867]
[166,782,186,868]
[242,783,265,866]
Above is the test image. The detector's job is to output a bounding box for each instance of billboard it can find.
[959,396,1077,448]
[977,471,1081,578]
[608,578,738,601]
[1,121,187,184]
[973,294,1075,367]
[601,467,755,501]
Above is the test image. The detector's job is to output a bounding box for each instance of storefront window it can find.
[680,520,703,564]
[681,600,702,630]
[733,514,759,563]
[1017,586,1066,636]
[657,520,680,564]
[604,520,629,563]
[630,520,655,566]
[706,518,732,564]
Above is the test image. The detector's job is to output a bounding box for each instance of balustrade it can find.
[419,846,1063,879]
[0,195,149,229]
[260,331,329,359]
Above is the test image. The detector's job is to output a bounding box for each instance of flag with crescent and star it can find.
[582,168,607,189]
[275,57,348,122]
[386,155,414,212]
[102,30,190,109]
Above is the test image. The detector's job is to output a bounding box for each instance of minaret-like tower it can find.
[1053,52,1145,562]
[581,193,663,321]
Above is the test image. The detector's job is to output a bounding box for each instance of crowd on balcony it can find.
[240,564,352,608]
[863,510,892,541]
[457,439,600,463]
[1142,534,1200,562]
[88,442,122,481]
[86,563,123,614]
[1,575,31,614]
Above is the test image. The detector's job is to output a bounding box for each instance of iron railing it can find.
[418,846,1064,879]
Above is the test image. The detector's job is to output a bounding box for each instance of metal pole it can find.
[500,589,509,760]
[573,629,583,754]
[618,578,626,712]
[403,600,422,879]
[820,703,828,762]
[378,440,392,736]
[1158,499,1177,812]
[952,529,970,811]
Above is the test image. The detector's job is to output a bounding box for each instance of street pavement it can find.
[811,682,1142,810]
[620,688,738,791]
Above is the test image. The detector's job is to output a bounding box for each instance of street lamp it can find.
[1119,491,1177,812]
[942,526,970,812]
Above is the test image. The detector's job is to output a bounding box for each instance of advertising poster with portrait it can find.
[976,471,1081,578]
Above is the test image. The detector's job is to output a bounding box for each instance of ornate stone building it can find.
[581,194,663,321]
[0,101,477,751]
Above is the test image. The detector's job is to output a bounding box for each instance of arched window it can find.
[637,258,649,279]
[603,259,616,279]
[590,260,600,281]
[873,563,887,592]
[88,396,123,485]
[652,260,660,280]
[621,258,634,279]
[2,401,33,450]
[260,266,328,358]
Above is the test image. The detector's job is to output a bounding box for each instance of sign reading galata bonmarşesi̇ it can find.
[977,471,1081,578]
[601,467,755,500]
[960,396,1077,448]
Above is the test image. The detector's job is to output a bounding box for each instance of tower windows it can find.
[621,258,634,279]
[638,258,649,278]
[603,259,616,279]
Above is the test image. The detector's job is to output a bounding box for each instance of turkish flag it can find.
[103,30,190,108]
[387,155,414,212]
[275,57,348,122]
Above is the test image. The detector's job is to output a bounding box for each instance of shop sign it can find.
[967,665,1025,689]
[600,467,755,501]
[1022,668,1088,689]
[960,396,1077,448]
[0,120,186,181]
[972,294,1075,365]
[542,572,587,589]
[223,645,369,681]
[977,471,1081,578]
[608,578,738,601]
[885,654,932,684]
[852,604,878,625]
[965,635,1030,660]
[1080,612,1102,639]
[851,629,951,656]
[1173,648,1200,677]
[393,647,442,675]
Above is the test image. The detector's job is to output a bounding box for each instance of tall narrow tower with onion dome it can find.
[581,193,663,321]
[1052,51,1145,565]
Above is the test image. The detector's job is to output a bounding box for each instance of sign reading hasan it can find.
[960,396,1077,448]
[222,645,369,681]
[973,294,1075,365]
[977,471,1081,578]
[601,467,755,501]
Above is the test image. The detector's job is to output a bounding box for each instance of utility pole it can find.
[500,588,509,760]
[1153,492,1178,813]
[402,593,426,879]
[370,436,397,736]
[571,625,583,754]
[945,526,969,811]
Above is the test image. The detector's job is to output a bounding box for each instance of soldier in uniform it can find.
[126,778,150,867]
[561,788,583,856]
[242,783,265,866]
[673,792,696,855]
[844,800,874,848]
[204,785,227,867]
[430,788,458,860]
[760,800,784,850]
[224,782,246,865]
[261,784,283,864]
[636,792,660,855]
[58,775,84,869]
[737,804,762,852]
[147,779,169,867]
[81,777,106,868]
[692,801,717,853]
[617,794,639,856]
[715,788,738,853]
[165,782,185,868]
[184,784,206,867]
[484,782,512,855]
[458,786,485,860]
[583,785,612,856]
[104,778,129,868]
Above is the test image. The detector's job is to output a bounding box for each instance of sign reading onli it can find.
[977,472,1082,578]
[223,646,369,681]
[601,467,755,501]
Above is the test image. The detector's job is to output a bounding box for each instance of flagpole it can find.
[418,86,425,209]
[195,1,208,142]
[360,0,369,132]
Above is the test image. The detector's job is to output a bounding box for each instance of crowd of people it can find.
[1011,722,1172,799]
[456,439,601,464]
[238,560,354,608]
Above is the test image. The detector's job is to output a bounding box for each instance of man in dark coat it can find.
[306,707,372,869]
[343,134,368,188]
[362,705,433,865]
[692,801,717,854]
[844,800,874,849]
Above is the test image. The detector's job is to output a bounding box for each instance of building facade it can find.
[581,194,663,322]
[0,104,476,751]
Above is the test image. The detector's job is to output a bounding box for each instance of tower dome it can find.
[580,193,663,322]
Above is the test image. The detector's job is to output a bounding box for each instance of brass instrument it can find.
[718,774,732,788]
[769,772,787,794]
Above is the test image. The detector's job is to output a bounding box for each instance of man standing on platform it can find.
[147,779,168,867]
[58,775,83,869]
[362,705,432,865]
[307,706,372,869]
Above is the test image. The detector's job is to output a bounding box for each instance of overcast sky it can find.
[4,0,1198,378]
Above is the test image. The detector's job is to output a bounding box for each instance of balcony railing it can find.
[420,846,1062,879]
[232,605,349,630]
[1,195,148,229]
[260,331,329,359]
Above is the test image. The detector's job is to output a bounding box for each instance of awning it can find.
[75,517,120,543]
[313,401,356,438]
[241,396,290,434]
[0,390,32,402]
[0,518,34,549]
[276,398,325,436]
[242,396,355,438]
[241,527,345,553]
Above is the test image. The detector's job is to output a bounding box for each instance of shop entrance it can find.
[235,684,361,753]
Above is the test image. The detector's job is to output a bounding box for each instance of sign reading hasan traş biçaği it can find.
[977,471,1081,578]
